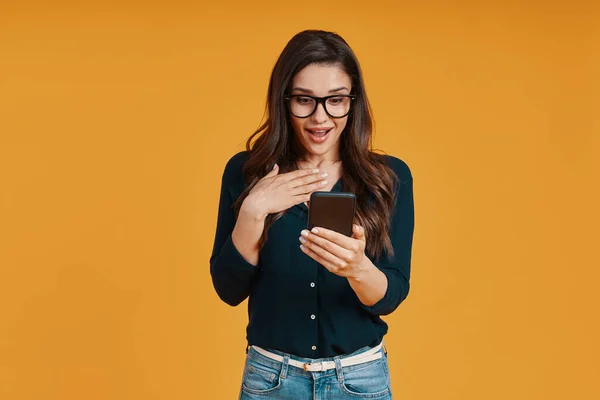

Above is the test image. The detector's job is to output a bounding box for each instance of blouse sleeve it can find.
[209,152,258,306]
[359,157,415,316]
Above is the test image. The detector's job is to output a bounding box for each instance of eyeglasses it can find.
[284,94,356,118]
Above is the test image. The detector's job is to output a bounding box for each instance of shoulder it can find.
[221,150,250,185]
[374,153,413,183]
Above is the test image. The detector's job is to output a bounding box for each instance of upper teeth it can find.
[313,130,327,133]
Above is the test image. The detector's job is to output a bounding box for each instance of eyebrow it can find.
[291,86,350,94]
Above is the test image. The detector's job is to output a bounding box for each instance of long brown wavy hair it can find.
[233,30,399,263]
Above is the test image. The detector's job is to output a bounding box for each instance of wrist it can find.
[240,199,268,222]
[348,256,374,283]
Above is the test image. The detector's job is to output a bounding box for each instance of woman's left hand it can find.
[299,224,370,279]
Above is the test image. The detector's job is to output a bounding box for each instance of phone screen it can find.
[307,192,356,236]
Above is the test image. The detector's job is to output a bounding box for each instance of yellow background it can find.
[1,1,599,399]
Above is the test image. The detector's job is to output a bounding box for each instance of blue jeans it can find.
[238,344,392,399]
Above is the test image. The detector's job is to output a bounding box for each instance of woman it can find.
[210,29,414,399]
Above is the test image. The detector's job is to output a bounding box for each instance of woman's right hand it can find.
[242,164,328,220]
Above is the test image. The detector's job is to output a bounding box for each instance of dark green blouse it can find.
[210,151,414,358]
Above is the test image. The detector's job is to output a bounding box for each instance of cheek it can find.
[290,117,304,136]
[334,117,349,134]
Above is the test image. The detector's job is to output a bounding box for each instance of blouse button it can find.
[310,314,316,320]
[311,345,317,351]
[310,282,315,288]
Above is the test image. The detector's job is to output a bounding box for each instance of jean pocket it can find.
[241,359,282,395]
[340,358,391,398]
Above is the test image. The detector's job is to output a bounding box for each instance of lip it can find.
[306,127,334,131]
[305,127,333,144]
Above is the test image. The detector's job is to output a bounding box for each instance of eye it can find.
[294,96,314,105]
[327,96,345,105]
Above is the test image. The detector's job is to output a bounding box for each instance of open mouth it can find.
[306,128,333,143]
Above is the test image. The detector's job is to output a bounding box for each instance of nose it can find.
[311,101,328,124]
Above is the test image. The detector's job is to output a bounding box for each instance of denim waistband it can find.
[245,340,386,379]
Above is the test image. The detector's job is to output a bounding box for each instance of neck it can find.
[297,156,341,168]
[293,142,341,168]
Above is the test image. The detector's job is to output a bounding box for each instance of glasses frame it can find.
[284,94,356,119]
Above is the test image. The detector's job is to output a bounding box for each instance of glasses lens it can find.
[289,96,316,118]
[325,96,351,117]
[289,96,352,118]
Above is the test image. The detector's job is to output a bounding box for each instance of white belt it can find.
[250,342,384,372]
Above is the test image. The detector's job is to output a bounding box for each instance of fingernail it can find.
[300,245,306,251]
[273,164,278,170]
[301,230,309,237]
[312,168,319,173]
[311,228,319,234]
[299,236,306,243]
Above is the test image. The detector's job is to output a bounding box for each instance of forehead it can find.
[291,63,351,93]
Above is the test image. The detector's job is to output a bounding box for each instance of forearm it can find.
[347,257,388,307]
[231,202,266,266]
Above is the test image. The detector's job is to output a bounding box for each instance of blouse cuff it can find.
[359,268,396,316]
[218,233,258,279]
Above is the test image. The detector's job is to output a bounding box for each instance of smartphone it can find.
[307,192,357,237]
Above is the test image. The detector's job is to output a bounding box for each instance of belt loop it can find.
[280,353,290,379]
[333,356,344,383]
[245,344,249,354]
[382,340,388,355]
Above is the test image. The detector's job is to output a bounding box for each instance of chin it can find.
[303,141,331,155]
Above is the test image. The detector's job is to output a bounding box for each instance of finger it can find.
[352,224,366,244]
[291,192,312,206]
[309,227,362,253]
[290,170,328,189]
[262,163,279,178]
[291,177,329,196]
[299,243,344,275]
[281,167,322,182]
[301,229,354,261]
[300,238,342,266]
